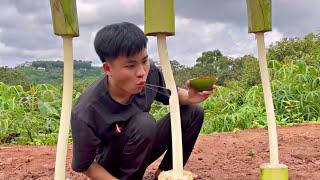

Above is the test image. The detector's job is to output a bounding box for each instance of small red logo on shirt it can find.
[115,123,125,135]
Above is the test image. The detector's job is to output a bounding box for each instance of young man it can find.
[71,22,216,180]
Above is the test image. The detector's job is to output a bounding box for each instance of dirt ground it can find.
[0,123,319,180]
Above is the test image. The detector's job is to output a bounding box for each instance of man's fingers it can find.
[201,85,217,95]
[212,84,217,90]
[201,90,212,95]
[185,80,191,87]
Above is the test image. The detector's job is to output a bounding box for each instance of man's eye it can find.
[143,59,149,64]
[126,64,135,68]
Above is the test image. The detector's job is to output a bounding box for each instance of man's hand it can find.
[178,81,217,105]
[185,80,217,104]
[83,161,118,180]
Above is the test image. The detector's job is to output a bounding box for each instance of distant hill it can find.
[1,60,103,92]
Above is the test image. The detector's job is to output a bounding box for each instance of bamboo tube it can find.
[50,0,79,36]
[246,0,280,164]
[145,0,174,36]
[145,0,197,178]
[246,0,272,33]
[49,0,79,179]
[246,1,288,179]
[145,0,193,178]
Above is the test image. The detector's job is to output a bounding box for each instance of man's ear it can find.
[103,62,112,76]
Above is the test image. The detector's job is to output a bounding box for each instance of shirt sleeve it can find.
[154,65,170,105]
[71,112,101,172]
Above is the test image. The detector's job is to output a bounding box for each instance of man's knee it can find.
[192,104,204,117]
[127,112,156,141]
[191,104,204,125]
[180,104,204,129]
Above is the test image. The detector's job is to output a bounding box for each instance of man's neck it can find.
[107,77,131,105]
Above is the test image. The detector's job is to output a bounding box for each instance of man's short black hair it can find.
[94,22,148,62]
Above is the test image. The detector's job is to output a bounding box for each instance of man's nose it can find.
[136,64,146,77]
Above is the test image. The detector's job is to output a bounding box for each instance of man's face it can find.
[104,48,150,96]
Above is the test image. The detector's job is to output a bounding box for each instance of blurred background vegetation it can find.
[1,33,319,145]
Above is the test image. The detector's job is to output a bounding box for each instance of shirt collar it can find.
[102,75,135,113]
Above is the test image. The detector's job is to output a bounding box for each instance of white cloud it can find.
[265,29,284,46]
[0,0,319,67]
[122,0,143,9]
[0,42,15,54]
[73,28,98,63]
[148,17,257,66]
[77,2,99,25]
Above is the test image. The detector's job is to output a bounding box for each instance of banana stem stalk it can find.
[54,36,74,180]
[157,34,184,177]
[256,32,279,165]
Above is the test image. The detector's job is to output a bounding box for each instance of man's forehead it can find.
[127,54,149,62]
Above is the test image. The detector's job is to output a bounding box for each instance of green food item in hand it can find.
[189,76,217,91]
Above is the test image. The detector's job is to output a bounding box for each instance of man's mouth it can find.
[136,81,146,87]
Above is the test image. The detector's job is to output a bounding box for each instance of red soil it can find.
[0,123,319,180]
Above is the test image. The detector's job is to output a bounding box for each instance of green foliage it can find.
[73,76,100,93]
[194,50,233,85]
[232,55,261,87]
[150,102,169,120]
[270,59,320,123]
[0,83,81,145]
[18,66,63,85]
[29,60,93,70]
[171,33,320,134]
[200,86,265,134]
[267,33,320,67]
[0,67,29,87]
[200,58,320,134]
[171,51,261,89]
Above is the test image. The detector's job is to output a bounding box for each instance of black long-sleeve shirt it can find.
[71,63,169,172]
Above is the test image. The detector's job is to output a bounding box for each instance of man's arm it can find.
[83,161,118,180]
[177,87,191,105]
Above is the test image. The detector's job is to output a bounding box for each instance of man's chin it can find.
[132,87,144,94]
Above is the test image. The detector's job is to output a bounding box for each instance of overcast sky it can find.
[0,0,319,67]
